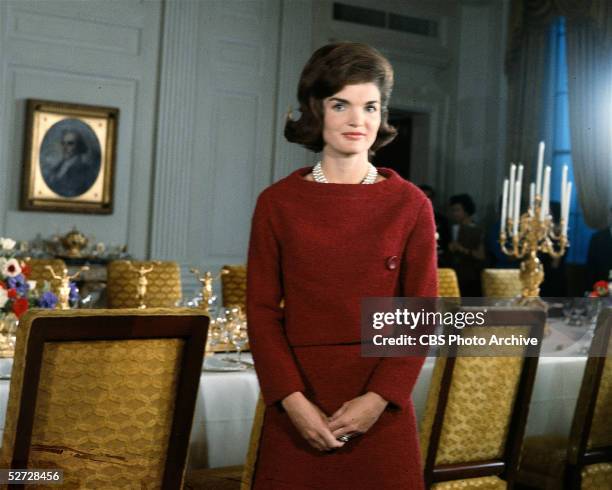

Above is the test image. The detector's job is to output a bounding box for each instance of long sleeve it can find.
[246,193,306,406]
[365,198,438,410]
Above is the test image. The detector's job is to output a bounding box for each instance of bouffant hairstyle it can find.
[285,42,397,154]
[450,194,477,217]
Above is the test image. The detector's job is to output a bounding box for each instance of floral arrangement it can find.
[589,280,609,298]
[0,237,60,318]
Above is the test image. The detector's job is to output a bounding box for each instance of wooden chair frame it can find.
[423,307,545,488]
[5,311,208,490]
[564,308,612,488]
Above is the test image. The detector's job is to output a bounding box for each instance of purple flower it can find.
[69,282,80,304]
[38,291,58,309]
[6,274,28,295]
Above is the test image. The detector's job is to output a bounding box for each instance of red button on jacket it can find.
[386,255,398,270]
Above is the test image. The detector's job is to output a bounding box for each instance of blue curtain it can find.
[542,17,594,264]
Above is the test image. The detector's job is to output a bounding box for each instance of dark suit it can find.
[447,223,485,296]
[586,228,612,290]
[42,155,99,198]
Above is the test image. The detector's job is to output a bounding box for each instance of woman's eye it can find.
[332,103,345,111]
[365,105,377,113]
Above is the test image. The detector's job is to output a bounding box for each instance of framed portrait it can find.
[20,99,118,214]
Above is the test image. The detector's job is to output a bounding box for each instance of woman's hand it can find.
[281,392,345,452]
[328,392,388,439]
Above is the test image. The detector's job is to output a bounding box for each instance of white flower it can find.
[0,238,16,251]
[2,258,21,277]
[0,288,7,308]
[27,280,37,290]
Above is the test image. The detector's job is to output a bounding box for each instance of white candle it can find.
[541,166,551,219]
[517,163,524,190]
[563,182,572,235]
[561,165,568,197]
[561,165,568,219]
[508,164,516,226]
[529,183,535,214]
[536,141,545,196]
[513,179,522,235]
[501,179,509,233]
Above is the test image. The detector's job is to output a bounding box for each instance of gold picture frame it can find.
[20,99,118,214]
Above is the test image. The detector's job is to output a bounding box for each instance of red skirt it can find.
[252,344,425,490]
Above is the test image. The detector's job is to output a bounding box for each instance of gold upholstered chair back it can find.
[0,308,207,489]
[420,307,545,489]
[482,268,522,298]
[437,268,461,297]
[239,394,266,489]
[107,260,182,308]
[23,258,67,294]
[221,264,247,309]
[566,308,612,488]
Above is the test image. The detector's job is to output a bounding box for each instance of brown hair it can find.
[285,42,397,154]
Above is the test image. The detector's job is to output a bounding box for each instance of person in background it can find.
[485,195,518,268]
[585,205,612,292]
[419,184,450,266]
[446,193,485,296]
[540,202,567,297]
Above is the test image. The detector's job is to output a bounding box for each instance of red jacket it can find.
[247,166,438,410]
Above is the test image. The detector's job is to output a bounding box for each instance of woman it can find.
[446,193,485,297]
[247,42,437,489]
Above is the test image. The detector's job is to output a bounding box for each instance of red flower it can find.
[20,263,31,278]
[593,280,609,297]
[7,288,17,299]
[12,298,29,318]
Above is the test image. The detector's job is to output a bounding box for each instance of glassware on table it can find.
[229,317,249,364]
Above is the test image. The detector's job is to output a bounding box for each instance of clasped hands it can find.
[281,391,388,452]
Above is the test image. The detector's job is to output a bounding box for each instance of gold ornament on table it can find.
[126,261,159,309]
[45,265,89,310]
[60,227,89,258]
[0,313,18,357]
[499,141,572,307]
[190,268,228,314]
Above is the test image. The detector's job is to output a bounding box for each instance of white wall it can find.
[0,0,162,258]
[0,0,509,296]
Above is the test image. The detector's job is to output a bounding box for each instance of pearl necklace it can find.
[312,161,378,184]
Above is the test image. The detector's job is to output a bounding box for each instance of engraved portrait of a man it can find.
[39,119,101,198]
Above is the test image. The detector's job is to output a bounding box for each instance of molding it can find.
[150,0,199,260]
[7,6,142,56]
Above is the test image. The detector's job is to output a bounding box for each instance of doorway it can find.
[372,109,414,180]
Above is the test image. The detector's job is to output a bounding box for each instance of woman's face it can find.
[322,82,381,158]
[449,203,468,224]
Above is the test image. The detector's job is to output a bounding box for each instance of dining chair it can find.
[221,264,247,309]
[0,308,208,489]
[516,308,612,489]
[420,307,545,489]
[107,260,182,308]
[438,268,461,297]
[184,394,265,490]
[23,258,67,294]
[482,269,522,298]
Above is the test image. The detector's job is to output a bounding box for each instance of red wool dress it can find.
[246,166,438,490]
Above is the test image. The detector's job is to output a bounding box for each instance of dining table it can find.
[0,313,595,469]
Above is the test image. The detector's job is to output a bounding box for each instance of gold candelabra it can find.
[126,262,159,309]
[500,196,568,304]
[45,265,89,310]
[499,144,572,305]
[190,268,228,314]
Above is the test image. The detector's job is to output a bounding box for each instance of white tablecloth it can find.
[0,354,588,469]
